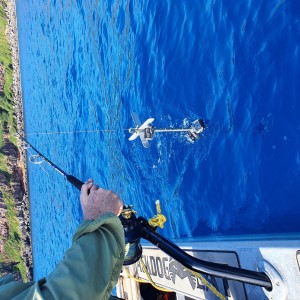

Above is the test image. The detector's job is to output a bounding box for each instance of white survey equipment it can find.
[128,112,205,148]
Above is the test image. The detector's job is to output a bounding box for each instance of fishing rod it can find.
[18,133,272,291]
[17,133,84,190]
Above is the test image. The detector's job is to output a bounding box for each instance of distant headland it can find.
[0,0,32,281]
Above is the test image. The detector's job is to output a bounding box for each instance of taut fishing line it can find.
[24,128,130,136]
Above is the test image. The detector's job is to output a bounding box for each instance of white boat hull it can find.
[117,234,300,300]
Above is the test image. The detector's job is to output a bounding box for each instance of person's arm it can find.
[39,212,125,300]
[28,179,125,300]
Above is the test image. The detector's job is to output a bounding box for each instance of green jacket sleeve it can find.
[0,212,125,300]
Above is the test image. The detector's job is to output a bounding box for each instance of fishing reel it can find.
[119,202,167,265]
[119,206,144,265]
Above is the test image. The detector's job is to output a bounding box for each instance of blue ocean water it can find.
[16,0,300,280]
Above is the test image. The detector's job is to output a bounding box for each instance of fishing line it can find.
[23,113,207,149]
[24,129,131,136]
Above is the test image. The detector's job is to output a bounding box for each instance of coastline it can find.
[0,0,32,280]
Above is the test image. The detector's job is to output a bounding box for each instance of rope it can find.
[124,259,173,293]
[24,129,130,136]
[148,200,167,229]
[124,267,148,284]
[190,270,226,300]
[124,259,225,299]
[145,200,225,299]
[139,258,173,292]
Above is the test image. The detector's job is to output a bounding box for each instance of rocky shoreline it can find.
[1,0,33,281]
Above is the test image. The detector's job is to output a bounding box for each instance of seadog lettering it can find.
[137,255,219,291]
[139,255,170,279]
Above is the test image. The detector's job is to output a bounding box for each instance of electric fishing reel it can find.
[119,206,144,265]
[119,204,165,265]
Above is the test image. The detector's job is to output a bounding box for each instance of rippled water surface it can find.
[16,0,300,279]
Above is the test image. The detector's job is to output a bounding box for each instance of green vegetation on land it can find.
[0,189,27,280]
[0,2,17,143]
[0,2,27,281]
